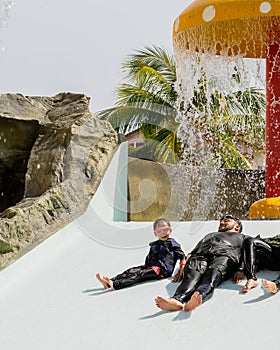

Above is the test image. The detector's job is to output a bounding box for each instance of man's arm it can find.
[171,253,191,283]
[232,267,245,284]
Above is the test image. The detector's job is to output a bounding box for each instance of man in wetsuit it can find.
[240,234,280,294]
[155,215,244,312]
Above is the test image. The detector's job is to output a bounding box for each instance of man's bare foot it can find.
[155,296,184,311]
[183,291,202,312]
[262,279,278,294]
[242,279,258,293]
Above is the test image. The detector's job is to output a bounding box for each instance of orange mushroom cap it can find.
[173,0,280,58]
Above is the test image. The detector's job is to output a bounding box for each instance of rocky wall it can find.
[0,93,119,269]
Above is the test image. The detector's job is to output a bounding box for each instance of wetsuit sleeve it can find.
[169,238,186,261]
[173,246,185,261]
[144,242,154,266]
[233,234,247,271]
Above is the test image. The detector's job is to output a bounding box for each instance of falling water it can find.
[0,0,12,29]
[172,26,267,220]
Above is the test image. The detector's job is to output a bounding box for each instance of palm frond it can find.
[123,46,176,84]
[116,83,175,108]
[96,103,178,134]
[210,137,253,169]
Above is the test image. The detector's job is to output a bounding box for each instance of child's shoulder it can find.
[168,237,181,247]
[149,239,162,246]
[149,238,181,247]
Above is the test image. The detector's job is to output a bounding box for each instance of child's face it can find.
[154,222,171,241]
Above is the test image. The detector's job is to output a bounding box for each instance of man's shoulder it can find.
[213,231,245,239]
[203,231,217,238]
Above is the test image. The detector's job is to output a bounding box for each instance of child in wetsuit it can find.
[96,218,186,290]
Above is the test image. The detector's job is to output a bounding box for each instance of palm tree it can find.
[97,46,181,164]
[97,46,266,168]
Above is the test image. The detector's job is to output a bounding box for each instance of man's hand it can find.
[172,254,191,283]
[232,271,244,284]
[172,265,185,283]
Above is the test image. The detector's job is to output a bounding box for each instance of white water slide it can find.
[1,143,280,350]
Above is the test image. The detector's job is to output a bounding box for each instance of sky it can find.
[0,0,191,112]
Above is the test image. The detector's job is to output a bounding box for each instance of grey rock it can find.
[0,93,119,269]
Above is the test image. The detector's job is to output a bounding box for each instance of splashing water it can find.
[175,52,266,168]
[0,0,13,29]
[172,30,267,220]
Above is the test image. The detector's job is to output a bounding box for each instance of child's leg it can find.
[96,273,111,289]
[112,266,157,290]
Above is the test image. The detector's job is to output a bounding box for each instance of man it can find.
[240,234,280,294]
[155,215,244,312]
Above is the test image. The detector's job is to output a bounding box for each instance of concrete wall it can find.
[128,157,265,221]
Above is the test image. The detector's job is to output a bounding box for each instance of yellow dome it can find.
[173,0,280,58]
[249,197,280,219]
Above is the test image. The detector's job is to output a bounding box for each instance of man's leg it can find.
[183,268,222,311]
[155,258,206,311]
[242,237,272,292]
[183,256,235,312]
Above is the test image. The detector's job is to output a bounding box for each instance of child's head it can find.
[153,218,172,241]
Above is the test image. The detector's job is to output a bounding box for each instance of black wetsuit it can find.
[111,238,185,290]
[243,235,280,289]
[173,231,245,303]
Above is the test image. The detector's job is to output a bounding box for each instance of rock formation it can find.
[0,93,119,269]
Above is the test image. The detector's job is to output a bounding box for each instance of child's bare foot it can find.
[96,273,111,289]
[103,276,115,290]
[155,296,184,311]
[242,278,258,293]
[183,291,202,312]
[262,279,278,294]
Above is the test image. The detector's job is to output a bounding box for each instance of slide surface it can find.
[1,145,280,350]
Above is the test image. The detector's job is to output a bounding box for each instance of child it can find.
[96,218,186,290]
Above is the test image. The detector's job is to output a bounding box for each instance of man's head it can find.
[218,215,242,233]
[153,218,172,241]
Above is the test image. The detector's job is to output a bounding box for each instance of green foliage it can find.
[97,46,266,169]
